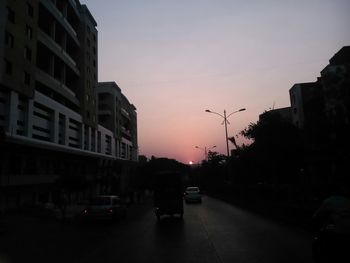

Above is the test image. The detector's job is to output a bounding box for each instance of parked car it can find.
[81,195,127,220]
[184,186,202,203]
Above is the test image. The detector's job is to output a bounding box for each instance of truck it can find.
[152,171,184,220]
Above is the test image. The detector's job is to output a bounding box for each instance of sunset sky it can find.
[82,0,350,164]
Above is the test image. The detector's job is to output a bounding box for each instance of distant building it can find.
[319,46,350,183]
[288,46,350,185]
[97,82,138,161]
[0,0,137,210]
[320,46,350,133]
[289,81,324,129]
[289,47,350,133]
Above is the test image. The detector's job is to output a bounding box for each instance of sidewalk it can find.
[0,197,153,229]
[208,191,315,231]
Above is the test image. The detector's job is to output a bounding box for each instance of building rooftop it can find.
[329,46,350,65]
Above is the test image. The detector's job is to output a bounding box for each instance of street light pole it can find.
[195,145,216,161]
[224,110,229,157]
[205,108,246,158]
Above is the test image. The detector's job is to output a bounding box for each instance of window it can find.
[7,7,15,23]
[26,2,34,17]
[93,60,96,67]
[5,32,14,48]
[87,38,90,47]
[5,59,12,75]
[25,25,33,40]
[92,46,96,55]
[24,72,31,85]
[86,25,90,34]
[24,47,32,61]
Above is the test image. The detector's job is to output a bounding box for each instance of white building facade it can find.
[0,0,138,210]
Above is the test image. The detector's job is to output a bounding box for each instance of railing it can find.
[35,69,80,106]
[39,0,79,44]
[37,30,80,76]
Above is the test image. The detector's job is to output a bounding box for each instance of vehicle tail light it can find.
[108,208,113,213]
[83,209,88,214]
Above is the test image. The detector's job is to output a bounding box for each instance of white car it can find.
[184,187,202,203]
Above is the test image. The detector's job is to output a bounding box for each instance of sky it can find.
[82,0,350,164]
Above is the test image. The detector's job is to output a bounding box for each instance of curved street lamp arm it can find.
[205,110,224,119]
[226,108,246,119]
[226,110,240,119]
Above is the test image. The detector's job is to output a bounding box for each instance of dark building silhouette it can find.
[319,46,350,184]
[259,107,292,123]
[290,81,325,130]
[321,46,350,138]
[288,46,350,186]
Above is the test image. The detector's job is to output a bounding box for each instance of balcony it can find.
[38,30,80,77]
[1,174,59,186]
[121,108,130,120]
[40,0,80,47]
[36,69,80,107]
[98,109,112,116]
[68,0,80,21]
[98,103,113,116]
[121,126,131,138]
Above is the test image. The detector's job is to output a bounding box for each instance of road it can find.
[0,196,313,263]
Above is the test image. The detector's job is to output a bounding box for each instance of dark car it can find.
[81,195,127,220]
[184,186,202,203]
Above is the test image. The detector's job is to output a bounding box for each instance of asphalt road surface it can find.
[0,196,313,263]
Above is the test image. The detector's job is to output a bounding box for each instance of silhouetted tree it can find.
[240,111,302,184]
[207,151,226,166]
[198,151,227,190]
[135,157,190,191]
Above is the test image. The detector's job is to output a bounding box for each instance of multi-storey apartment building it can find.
[97,82,138,162]
[0,0,137,210]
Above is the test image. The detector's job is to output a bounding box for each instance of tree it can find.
[207,151,226,166]
[198,151,227,190]
[135,157,190,190]
[240,111,302,184]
